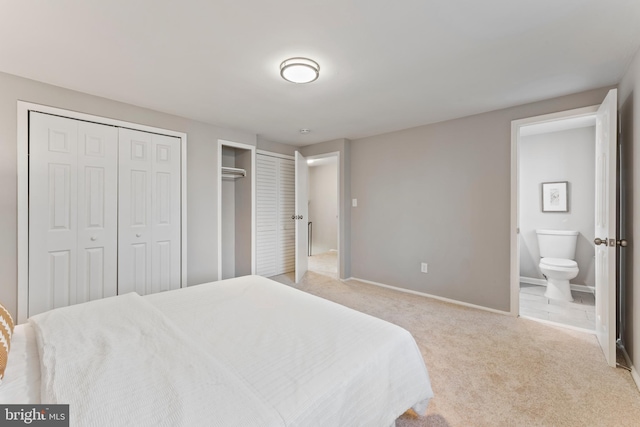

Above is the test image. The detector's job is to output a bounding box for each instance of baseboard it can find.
[346,277,510,316]
[620,346,640,392]
[519,314,595,334]
[519,276,594,294]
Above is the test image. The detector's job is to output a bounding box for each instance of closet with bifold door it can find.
[27,111,183,318]
[255,152,295,277]
[219,141,254,279]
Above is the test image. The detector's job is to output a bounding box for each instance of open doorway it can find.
[515,113,597,330]
[306,153,339,279]
[512,90,619,366]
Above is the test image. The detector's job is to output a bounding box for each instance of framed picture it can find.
[541,181,568,212]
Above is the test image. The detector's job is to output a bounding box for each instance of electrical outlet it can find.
[421,263,428,273]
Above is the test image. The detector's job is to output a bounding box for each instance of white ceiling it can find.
[1,0,639,146]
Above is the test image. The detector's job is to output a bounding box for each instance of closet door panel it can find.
[118,129,181,296]
[151,135,181,292]
[118,128,153,295]
[77,122,118,302]
[29,113,78,316]
[29,113,118,316]
[279,159,295,275]
[256,155,278,277]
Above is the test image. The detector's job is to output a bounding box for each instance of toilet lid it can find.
[541,257,577,268]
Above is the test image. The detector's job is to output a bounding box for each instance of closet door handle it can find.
[291,215,295,220]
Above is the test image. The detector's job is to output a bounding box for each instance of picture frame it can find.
[541,181,568,212]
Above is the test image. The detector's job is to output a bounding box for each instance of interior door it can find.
[28,113,118,316]
[594,88,618,367]
[295,151,309,283]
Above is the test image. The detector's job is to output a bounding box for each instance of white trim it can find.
[621,346,640,392]
[256,149,295,160]
[510,105,599,319]
[17,101,188,324]
[346,277,511,316]
[519,276,594,294]
[17,103,29,324]
[217,139,256,281]
[519,314,596,334]
[519,277,548,286]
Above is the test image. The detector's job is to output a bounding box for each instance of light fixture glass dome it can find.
[280,57,320,84]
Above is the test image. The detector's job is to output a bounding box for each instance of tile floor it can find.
[519,283,595,330]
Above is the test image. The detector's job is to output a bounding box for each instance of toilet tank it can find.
[536,229,579,259]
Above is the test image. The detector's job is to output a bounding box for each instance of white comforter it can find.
[29,276,433,426]
[29,292,285,427]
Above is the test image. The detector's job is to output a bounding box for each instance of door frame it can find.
[305,151,341,276]
[216,139,256,280]
[510,105,598,318]
[16,101,188,324]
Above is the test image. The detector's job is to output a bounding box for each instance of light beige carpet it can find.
[272,259,640,427]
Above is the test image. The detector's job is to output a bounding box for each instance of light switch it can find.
[352,198,358,207]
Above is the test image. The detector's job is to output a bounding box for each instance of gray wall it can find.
[519,127,596,286]
[309,161,339,254]
[257,137,297,156]
[350,87,612,312]
[619,47,639,379]
[301,139,351,279]
[0,71,258,319]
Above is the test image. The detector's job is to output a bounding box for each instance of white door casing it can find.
[118,128,181,296]
[594,89,618,367]
[295,151,309,283]
[28,113,118,317]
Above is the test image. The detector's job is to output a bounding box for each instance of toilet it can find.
[535,229,580,302]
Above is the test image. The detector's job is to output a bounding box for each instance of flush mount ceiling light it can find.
[280,57,320,84]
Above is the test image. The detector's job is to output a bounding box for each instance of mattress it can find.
[1,275,432,426]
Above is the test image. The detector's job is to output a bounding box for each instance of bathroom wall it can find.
[519,126,596,286]
[308,159,339,255]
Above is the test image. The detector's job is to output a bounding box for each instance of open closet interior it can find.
[220,143,253,279]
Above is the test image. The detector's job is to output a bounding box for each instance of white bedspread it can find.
[29,292,285,427]
[146,276,433,427]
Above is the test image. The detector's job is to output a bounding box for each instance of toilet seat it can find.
[540,257,577,269]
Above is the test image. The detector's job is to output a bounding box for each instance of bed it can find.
[1,275,433,426]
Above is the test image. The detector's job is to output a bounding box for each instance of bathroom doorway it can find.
[516,113,597,330]
[306,153,340,279]
[511,90,619,366]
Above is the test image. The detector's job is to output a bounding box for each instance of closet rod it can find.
[221,166,246,179]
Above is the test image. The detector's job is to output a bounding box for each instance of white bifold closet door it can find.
[118,128,181,296]
[28,113,182,317]
[29,113,118,316]
[256,154,294,277]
